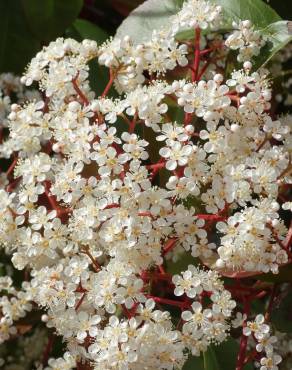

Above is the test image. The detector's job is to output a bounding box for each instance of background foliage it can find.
[0,1,291,369]
[0,0,290,75]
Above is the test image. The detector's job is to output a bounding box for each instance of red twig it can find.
[197,60,211,81]
[236,301,251,370]
[162,238,178,256]
[146,295,189,309]
[101,69,115,98]
[192,27,201,82]
[72,77,89,106]
[6,157,18,178]
[42,335,54,366]
[75,292,86,311]
[264,284,278,322]
[81,247,100,272]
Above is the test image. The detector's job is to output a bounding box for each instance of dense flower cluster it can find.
[0,0,291,369]
[225,20,266,62]
[243,315,282,370]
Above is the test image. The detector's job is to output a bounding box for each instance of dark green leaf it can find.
[116,0,183,43]
[264,0,292,20]
[271,291,292,332]
[209,0,281,28]
[256,263,292,283]
[183,341,254,370]
[22,0,83,42]
[72,19,109,44]
[66,19,110,96]
[254,21,292,68]
[117,0,281,43]
[203,347,219,370]
[213,339,254,370]
[166,252,198,275]
[0,1,40,73]
[183,354,204,370]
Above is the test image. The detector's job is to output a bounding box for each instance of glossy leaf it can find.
[203,347,219,370]
[71,19,109,43]
[209,0,281,28]
[214,339,253,370]
[117,0,281,43]
[271,292,292,332]
[0,1,40,73]
[22,0,83,42]
[183,354,204,370]
[116,0,183,43]
[66,19,110,96]
[255,21,292,68]
[183,342,253,370]
[268,0,292,19]
[256,263,292,283]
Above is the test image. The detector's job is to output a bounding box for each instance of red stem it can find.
[236,301,251,370]
[196,214,227,221]
[129,112,138,133]
[192,27,201,82]
[264,284,277,322]
[101,69,115,98]
[285,220,292,249]
[162,238,178,255]
[72,77,89,106]
[197,60,211,80]
[146,295,189,309]
[147,159,166,180]
[42,335,54,366]
[81,248,100,272]
[6,157,18,177]
[75,292,86,311]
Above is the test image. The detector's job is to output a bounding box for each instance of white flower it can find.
[282,202,292,211]
[173,269,203,298]
[29,206,57,230]
[121,132,149,161]
[182,302,213,334]
[211,290,236,317]
[263,116,290,140]
[159,142,193,170]
[225,20,265,62]
[243,314,270,340]
[260,354,282,370]
[156,123,192,145]
[75,311,101,342]
[171,0,222,33]
[232,312,247,328]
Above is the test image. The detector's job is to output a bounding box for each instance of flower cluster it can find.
[173,265,236,355]
[243,315,282,370]
[225,20,266,62]
[0,0,291,368]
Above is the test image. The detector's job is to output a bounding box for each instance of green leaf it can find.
[71,19,109,44]
[271,291,292,332]
[268,0,292,19]
[0,1,40,73]
[66,19,110,96]
[256,263,292,283]
[116,0,183,43]
[183,354,204,370]
[203,347,219,370]
[166,252,198,275]
[116,0,281,43]
[254,21,292,68]
[183,341,253,370]
[176,1,288,70]
[214,339,254,370]
[22,0,83,42]
[209,0,281,29]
